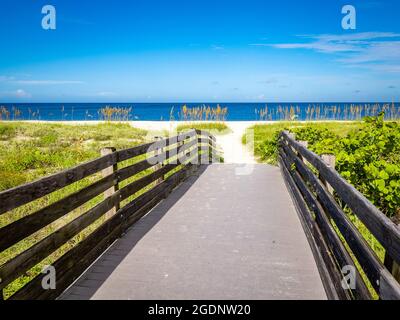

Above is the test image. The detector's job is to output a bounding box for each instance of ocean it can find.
[0,102,399,121]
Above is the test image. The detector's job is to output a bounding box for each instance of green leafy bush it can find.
[256,131,281,164]
[291,114,400,218]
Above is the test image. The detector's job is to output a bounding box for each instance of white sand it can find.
[24,120,269,164]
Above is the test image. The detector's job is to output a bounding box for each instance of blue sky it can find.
[0,0,399,102]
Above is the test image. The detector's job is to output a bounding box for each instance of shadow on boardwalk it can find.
[59,165,208,300]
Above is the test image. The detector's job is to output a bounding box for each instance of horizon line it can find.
[1,101,399,104]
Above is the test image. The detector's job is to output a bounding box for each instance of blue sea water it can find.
[0,102,399,121]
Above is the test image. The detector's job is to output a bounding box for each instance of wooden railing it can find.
[0,129,218,300]
[279,131,400,300]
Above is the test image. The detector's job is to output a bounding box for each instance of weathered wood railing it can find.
[279,130,400,300]
[0,129,218,300]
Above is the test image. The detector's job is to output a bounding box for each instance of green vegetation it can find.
[245,121,364,165]
[293,114,400,219]
[0,122,148,298]
[246,116,400,218]
[177,122,231,135]
[0,122,147,191]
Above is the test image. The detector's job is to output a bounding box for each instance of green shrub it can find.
[334,115,400,218]
[248,116,400,218]
[290,114,400,218]
[256,131,281,165]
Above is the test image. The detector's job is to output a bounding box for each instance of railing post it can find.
[384,219,400,283]
[287,131,295,140]
[208,135,213,164]
[286,132,296,152]
[298,141,308,163]
[196,130,202,165]
[100,147,119,219]
[154,136,165,184]
[321,154,336,195]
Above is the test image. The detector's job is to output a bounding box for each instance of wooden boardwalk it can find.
[60,164,326,300]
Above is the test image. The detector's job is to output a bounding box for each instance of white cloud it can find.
[211,45,224,50]
[258,79,278,84]
[0,89,31,98]
[338,41,400,64]
[257,32,400,72]
[14,89,31,98]
[256,94,265,100]
[14,80,84,85]
[97,91,117,97]
[307,32,400,42]
[270,42,360,53]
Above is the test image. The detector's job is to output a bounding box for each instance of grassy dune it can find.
[176,122,231,134]
[0,122,148,190]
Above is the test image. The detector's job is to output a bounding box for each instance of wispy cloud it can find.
[15,89,31,97]
[211,45,224,50]
[256,94,265,100]
[97,91,118,97]
[14,80,85,85]
[338,41,400,64]
[0,88,31,98]
[255,32,400,72]
[258,78,278,85]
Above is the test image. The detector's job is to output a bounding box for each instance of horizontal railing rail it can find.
[0,129,219,300]
[279,130,400,300]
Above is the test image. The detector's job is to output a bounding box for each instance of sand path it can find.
[216,123,256,164]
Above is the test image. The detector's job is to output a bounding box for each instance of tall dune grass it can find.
[177,104,228,121]
[255,103,400,121]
